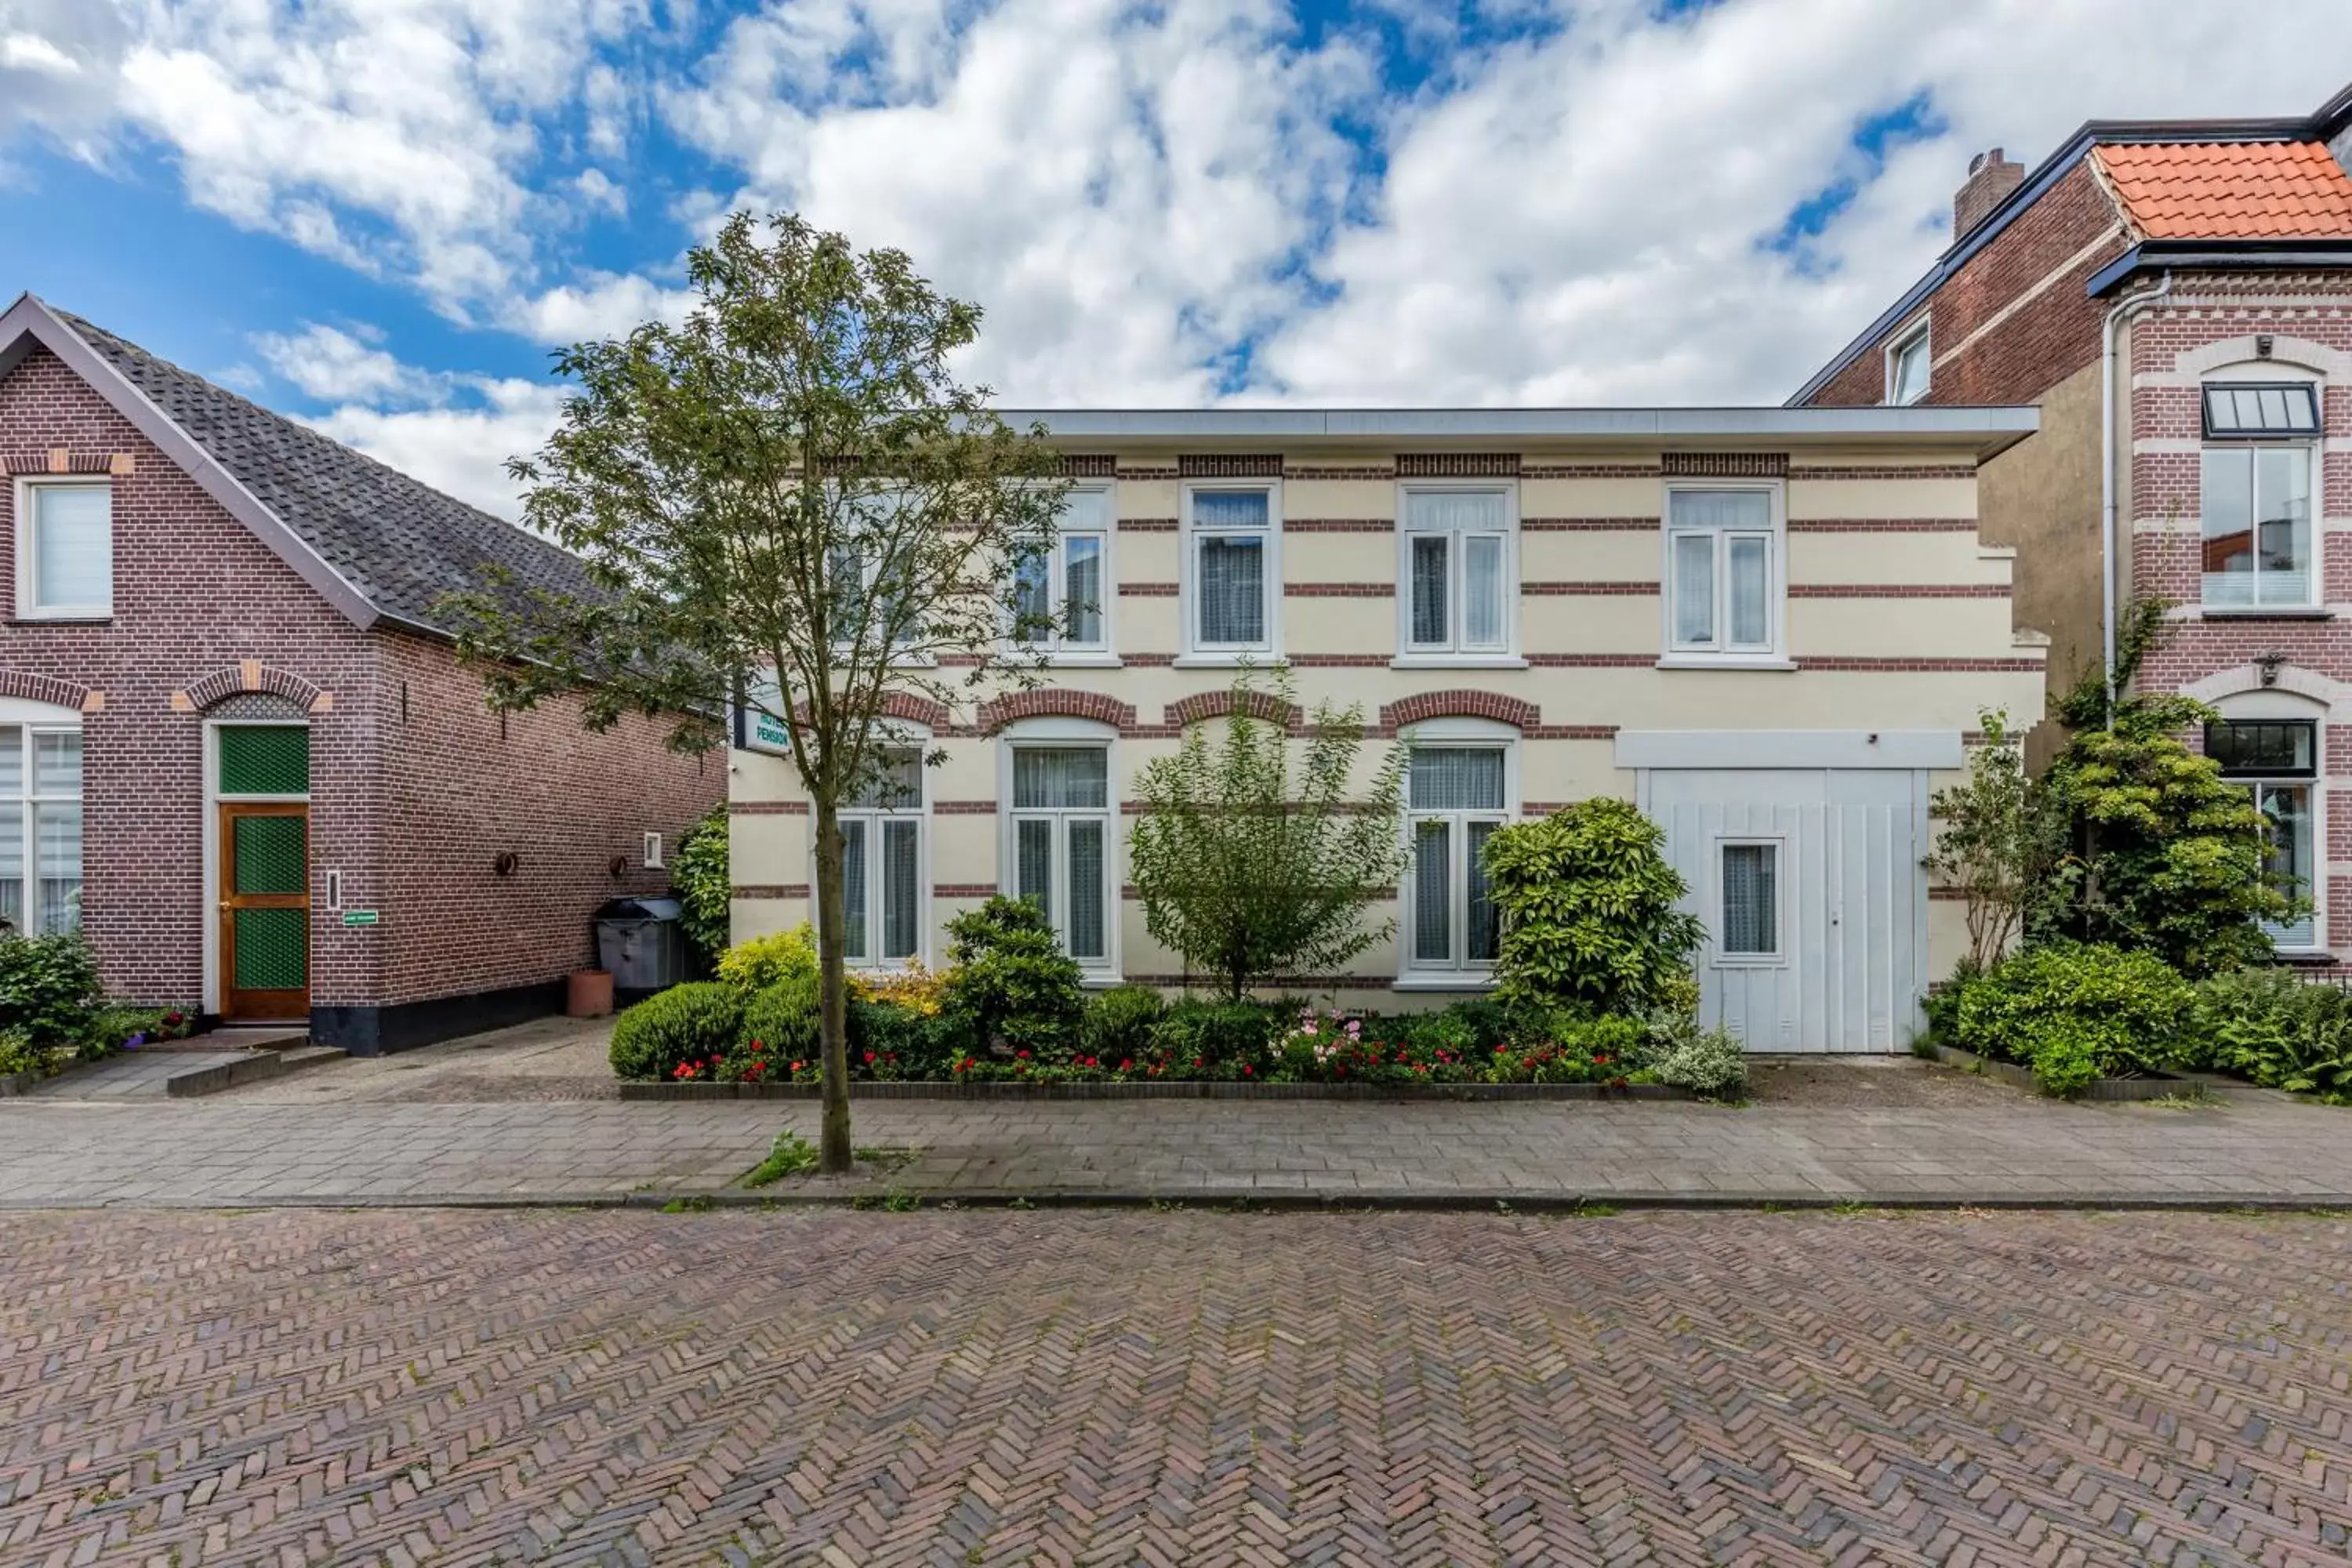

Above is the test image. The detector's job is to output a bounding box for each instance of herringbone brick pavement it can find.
[1,1208,2347,1566]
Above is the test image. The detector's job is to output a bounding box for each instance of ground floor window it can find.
[2208,718,2318,949]
[1718,840,1780,958]
[839,750,925,966]
[1008,745,1111,965]
[0,723,82,935]
[1405,746,1506,972]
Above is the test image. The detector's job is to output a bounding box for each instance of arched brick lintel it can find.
[1163,688,1304,731]
[178,662,326,713]
[877,691,953,731]
[1380,690,1539,733]
[0,669,92,711]
[978,688,1137,735]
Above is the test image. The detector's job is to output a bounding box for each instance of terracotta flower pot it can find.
[568,968,615,1018]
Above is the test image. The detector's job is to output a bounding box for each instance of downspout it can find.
[2100,269,2172,725]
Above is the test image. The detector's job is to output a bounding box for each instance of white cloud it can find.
[0,0,132,170]
[308,377,571,521]
[252,321,444,404]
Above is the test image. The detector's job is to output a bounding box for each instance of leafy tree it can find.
[441,212,1068,1172]
[1926,709,2043,975]
[1483,799,1704,1018]
[1127,673,1407,1000]
[670,805,731,971]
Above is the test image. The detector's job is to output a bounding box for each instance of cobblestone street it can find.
[4,1206,2350,1566]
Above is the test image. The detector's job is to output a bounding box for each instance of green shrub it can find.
[1482,800,1706,1018]
[1486,1013,1648,1084]
[0,933,102,1051]
[81,1004,194,1062]
[2191,967,2352,1102]
[672,805,731,971]
[717,924,818,992]
[1643,1012,1748,1099]
[0,1027,48,1077]
[609,982,745,1080]
[1083,985,1166,1063]
[727,973,822,1079]
[854,996,959,1080]
[1953,942,2193,1097]
[1149,1000,1281,1076]
[940,897,1086,1054]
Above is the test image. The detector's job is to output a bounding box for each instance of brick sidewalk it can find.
[4,1085,2351,1207]
[5,1207,2351,1566]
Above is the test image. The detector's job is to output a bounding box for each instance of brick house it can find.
[732,412,2047,1051]
[1791,79,2352,967]
[0,293,723,1052]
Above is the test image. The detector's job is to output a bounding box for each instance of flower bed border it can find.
[619,1078,1696,1102]
[1927,1042,2186,1102]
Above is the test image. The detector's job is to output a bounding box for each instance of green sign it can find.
[341,909,382,927]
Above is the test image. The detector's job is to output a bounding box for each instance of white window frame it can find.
[14,477,113,620]
[1178,480,1282,665]
[1712,836,1788,967]
[1886,321,1931,406]
[2198,373,2321,614]
[1396,718,1518,989]
[1660,480,1788,667]
[996,717,1120,978]
[1013,482,1116,665]
[2205,706,2324,953]
[0,700,85,938]
[1395,480,1521,666]
[815,738,932,970]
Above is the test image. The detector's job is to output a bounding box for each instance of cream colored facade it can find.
[730,409,2045,1050]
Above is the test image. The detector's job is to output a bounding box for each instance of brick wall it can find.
[1802,161,2129,410]
[0,343,724,1016]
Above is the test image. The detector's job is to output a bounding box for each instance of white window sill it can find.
[1391,655,1527,670]
[13,608,111,622]
[1656,655,1797,672]
[1712,956,1791,970]
[1076,971,1125,988]
[1391,973,1497,993]
[1032,652,1123,669]
[2198,605,2329,619]
[1173,653,1283,669]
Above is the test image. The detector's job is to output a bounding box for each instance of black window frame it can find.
[2204,719,2317,779]
[2201,382,2321,440]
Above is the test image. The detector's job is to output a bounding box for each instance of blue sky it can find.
[1,0,2345,516]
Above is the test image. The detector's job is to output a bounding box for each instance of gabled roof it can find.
[2095,141,2352,238]
[1788,77,2352,405]
[0,292,593,635]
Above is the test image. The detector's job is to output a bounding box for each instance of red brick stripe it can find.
[731,884,808,900]
[1116,517,1178,532]
[1397,452,1520,477]
[731,800,810,815]
[1519,464,1663,478]
[1178,455,1283,478]
[1283,466,1393,480]
[1524,582,1658,595]
[1663,452,1788,478]
[1797,656,2043,671]
[1788,584,2011,597]
[1116,583,1179,597]
[1788,519,1980,532]
[932,800,998,815]
[1522,517,1661,532]
[932,884,997,898]
[1284,583,1392,597]
[1284,519,1395,532]
[1788,464,1976,480]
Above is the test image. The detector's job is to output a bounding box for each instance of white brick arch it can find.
[2170,334,2352,382]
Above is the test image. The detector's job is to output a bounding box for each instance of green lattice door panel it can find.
[219,726,310,796]
[220,804,309,1019]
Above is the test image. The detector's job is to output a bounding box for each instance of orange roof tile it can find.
[2093,140,2352,238]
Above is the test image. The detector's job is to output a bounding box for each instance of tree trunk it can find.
[811,794,855,1174]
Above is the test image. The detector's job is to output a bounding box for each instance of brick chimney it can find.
[1953,148,2026,241]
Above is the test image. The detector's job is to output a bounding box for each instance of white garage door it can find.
[1646,768,1928,1054]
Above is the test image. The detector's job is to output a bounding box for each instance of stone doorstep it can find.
[164,1045,347,1099]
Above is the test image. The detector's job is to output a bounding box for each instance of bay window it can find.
[2207,717,2318,949]
[1403,745,1508,978]
[1014,486,1110,655]
[2200,382,2320,611]
[1400,487,1514,658]
[1664,486,1780,660]
[17,480,112,619]
[1007,744,1112,968]
[836,749,926,966]
[1184,485,1278,658]
[0,721,82,935]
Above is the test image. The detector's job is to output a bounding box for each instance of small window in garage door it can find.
[1718,840,1781,960]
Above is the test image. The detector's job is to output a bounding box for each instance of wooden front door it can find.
[220,802,310,1020]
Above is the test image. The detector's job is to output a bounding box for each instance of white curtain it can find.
[849,749,923,810]
[1463,535,1505,648]
[1410,749,1504,811]
[1409,535,1449,644]
[1727,535,1769,647]
[1721,844,1777,954]
[1672,533,1715,644]
[33,487,110,609]
[1066,819,1105,960]
[1413,820,1450,963]
[1404,492,1505,532]
[1670,490,1770,531]
[1197,536,1265,644]
[1014,748,1107,810]
[839,819,868,960]
[881,820,920,960]
[1016,818,1054,918]
[1467,820,1500,962]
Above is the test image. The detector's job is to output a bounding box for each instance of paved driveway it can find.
[3,1207,2349,1566]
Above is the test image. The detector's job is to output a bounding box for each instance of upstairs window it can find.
[16,481,112,619]
[1401,488,1514,657]
[2207,717,2318,949]
[1013,487,1109,654]
[1886,324,1931,405]
[1405,746,1507,976]
[837,749,926,967]
[1184,485,1278,657]
[2201,379,2318,610]
[1664,486,1780,659]
[1007,744,1112,968]
[0,721,82,935]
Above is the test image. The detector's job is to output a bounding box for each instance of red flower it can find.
[1242,1063,1253,1076]
[864,1051,876,1064]
[1119,1059,1133,1072]
[1018,1050,1031,1060]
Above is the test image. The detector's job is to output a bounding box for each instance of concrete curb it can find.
[6,1188,2350,1215]
[165,1045,346,1098]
